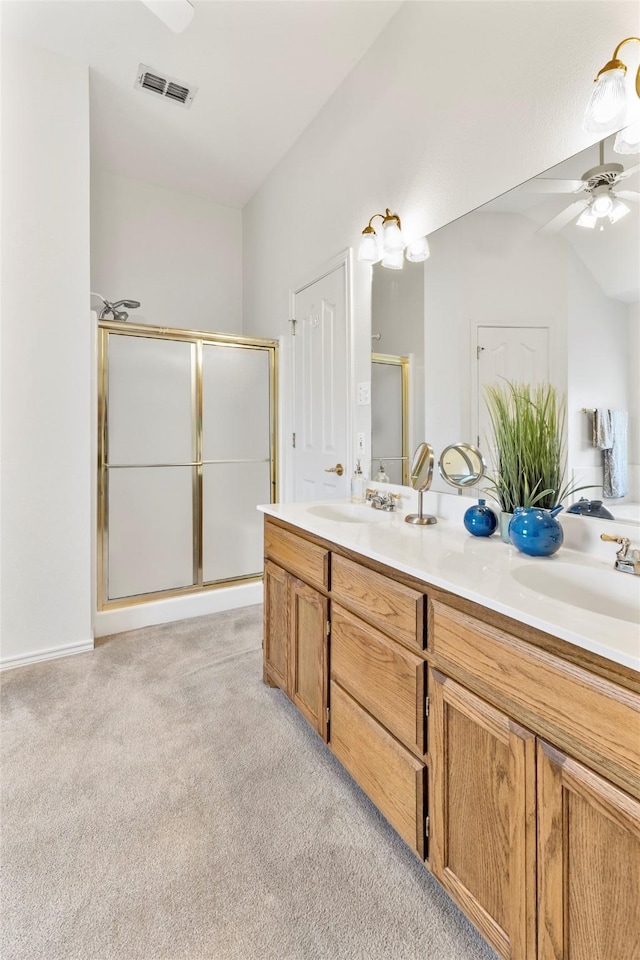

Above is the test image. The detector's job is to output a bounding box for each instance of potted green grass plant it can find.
[483,380,587,544]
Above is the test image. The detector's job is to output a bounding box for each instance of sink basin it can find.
[305,503,388,524]
[512,561,640,624]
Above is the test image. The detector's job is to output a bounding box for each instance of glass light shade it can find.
[614,117,640,154]
[382,218,404,253]
[583,68,628,133]
[592,191,614,217]
[405,236,430,262]
[576,206,597,229]
[381,248,404,270]
[608,197,631,223]
[357,231,379,263]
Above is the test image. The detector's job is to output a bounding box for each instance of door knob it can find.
[324,463,344,477]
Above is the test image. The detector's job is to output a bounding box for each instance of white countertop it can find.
[259,499,640,673]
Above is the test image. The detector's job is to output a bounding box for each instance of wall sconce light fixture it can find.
[357,209,430,269]
[583,37,640,154]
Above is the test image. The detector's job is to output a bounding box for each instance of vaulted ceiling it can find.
[1,0,401,206]
[485,136,639,304]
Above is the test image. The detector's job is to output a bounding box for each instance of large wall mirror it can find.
[371,260,424,485]
[370,131,639,525]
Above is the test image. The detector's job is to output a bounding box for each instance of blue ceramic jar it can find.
[463,499,498,537]
[508,505,564,557]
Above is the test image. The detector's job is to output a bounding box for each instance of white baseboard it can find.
[1,638,95,672]
[93,581,263,638]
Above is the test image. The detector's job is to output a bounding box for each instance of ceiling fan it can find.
[525,140,640,234]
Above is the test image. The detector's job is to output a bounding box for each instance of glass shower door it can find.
[371,354,409,485]
[201,343,273,583]
[98,324,277,608]
[105,334,196,601]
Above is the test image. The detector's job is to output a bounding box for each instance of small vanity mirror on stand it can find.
[405,442,437,525]
[438,442,486,493]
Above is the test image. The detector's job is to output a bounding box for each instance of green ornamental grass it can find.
[484,380,587,512]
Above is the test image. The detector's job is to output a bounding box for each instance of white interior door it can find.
[476,325,549,451]
[293,265,348,501]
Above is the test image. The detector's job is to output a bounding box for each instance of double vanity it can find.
[259,497,639,960]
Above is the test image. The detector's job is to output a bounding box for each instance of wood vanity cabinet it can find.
[262,516,640,960]
[430,669,536,960]
[429,602,640,960]
[263,560,289,691]
[330,680,427,858]
[264,517,429,858]
[263,558,329,740]
[537,741,640,960]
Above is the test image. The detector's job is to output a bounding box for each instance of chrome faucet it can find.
[601,533,640,575]
[366,488,401,512]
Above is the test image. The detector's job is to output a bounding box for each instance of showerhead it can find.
[92,295,141,321]
[111,299,141,321]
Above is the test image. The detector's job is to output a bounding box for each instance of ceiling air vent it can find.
[135,64,197,108]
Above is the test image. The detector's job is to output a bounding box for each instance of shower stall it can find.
[371,353,409,485]
[97,321,277,609]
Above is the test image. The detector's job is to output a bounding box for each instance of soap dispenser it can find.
[351,460,365,503]
[375,461,390,483]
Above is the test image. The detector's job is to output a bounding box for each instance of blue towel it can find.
[593,409,628,498]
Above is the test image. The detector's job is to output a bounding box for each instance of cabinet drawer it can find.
[264,520,329,590]
[331,604,426,757]
[330,681,426,858]
[331,554,425,651]
[431,600,640,799]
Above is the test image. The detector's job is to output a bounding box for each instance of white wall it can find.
[626,303,640,502]
[243,0,636,488]
[629,303,640,474]
[372,261,424,360]
[0,35,93,667]
[421,207,632,501]
[91,169,242,333]
[566,252,629,494]
[424,210,569,492]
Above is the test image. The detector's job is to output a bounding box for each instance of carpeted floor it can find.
[1,605,498,960]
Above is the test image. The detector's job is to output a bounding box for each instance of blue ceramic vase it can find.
[463,499,498,537]
[508,505,564,557]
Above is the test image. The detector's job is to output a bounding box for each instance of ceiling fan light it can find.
[608,197,631,223]
[614,117,640,154]
[381,248,404,270]
[591,189,614,217]
[583,66,628,133]
[405,236,430,262]
[576,206,597,229]
[357,229,380,263]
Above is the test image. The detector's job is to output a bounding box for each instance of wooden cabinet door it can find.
[331,603,426,757]
[537,740,640,960]
[263,560,290,692]
[330,681,427,858]
[430,670,536,960]
[289,577,329,740]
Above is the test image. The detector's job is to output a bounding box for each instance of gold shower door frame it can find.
[371,352,409,486]
[97,321,278,610]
